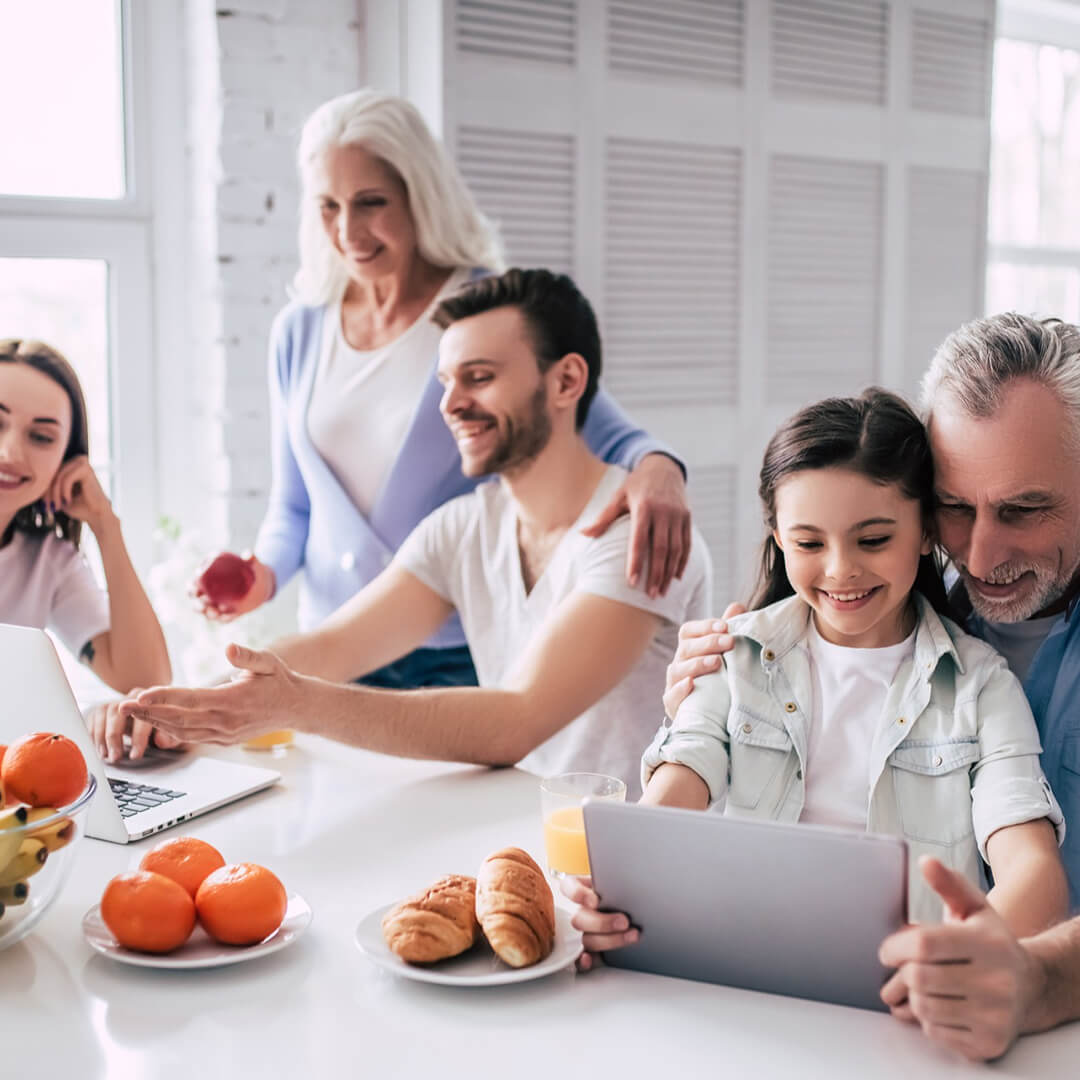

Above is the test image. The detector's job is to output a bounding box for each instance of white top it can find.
[801,620,917,830]
[0,530,109,657]
[307,267,471,517]
[968,610,1063,684]
[396,465,712,798]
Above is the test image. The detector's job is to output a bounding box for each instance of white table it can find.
[4,735,1077,1078]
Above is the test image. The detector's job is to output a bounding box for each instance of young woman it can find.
[569,388,1066,963]
[0,339,171,705]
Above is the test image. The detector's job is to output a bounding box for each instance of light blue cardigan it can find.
[253,298,682,644]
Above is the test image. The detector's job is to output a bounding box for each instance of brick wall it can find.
[182,0,364,552]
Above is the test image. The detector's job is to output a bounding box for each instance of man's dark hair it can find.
[433,268,602,430]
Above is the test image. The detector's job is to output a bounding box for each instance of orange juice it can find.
[243,729,294,751]
[543,805,590,876]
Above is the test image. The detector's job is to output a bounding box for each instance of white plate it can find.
[82,892,312,969]
[355,902,582,986]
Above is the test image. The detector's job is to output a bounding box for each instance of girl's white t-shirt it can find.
[307,267,470,518]
[0,530,110,657]
[801,619,917,830]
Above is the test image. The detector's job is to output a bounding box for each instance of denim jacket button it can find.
[742,722,752,734]
[933,755,943,767]
[784,701,797,713]
[763,649,775,662]
[897,716,906,725]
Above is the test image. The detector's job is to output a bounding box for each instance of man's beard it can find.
[958,557,1079,623]
[467,383,552,477]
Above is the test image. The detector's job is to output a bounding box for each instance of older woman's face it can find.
[313,143,420,283]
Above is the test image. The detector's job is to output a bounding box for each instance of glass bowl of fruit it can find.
[0,774,97,951]
[0,731,98,952]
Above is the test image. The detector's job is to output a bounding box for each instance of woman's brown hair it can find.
[0,338,90,547]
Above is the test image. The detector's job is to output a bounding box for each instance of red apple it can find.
[198,553,256,610]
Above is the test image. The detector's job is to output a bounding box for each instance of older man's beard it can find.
[959,557,1080,623]
[464,383,553,478]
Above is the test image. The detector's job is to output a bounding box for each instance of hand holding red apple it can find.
[192,552,274,621]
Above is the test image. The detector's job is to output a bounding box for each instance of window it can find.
[0,0,155,569]
[987,5,1080,321]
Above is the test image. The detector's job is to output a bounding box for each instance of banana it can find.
[0,881,29,906]
[21,808,74,853]
[0,805,29,875]
[0,839,47,886]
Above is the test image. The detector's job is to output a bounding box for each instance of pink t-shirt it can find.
[0,530,110,657]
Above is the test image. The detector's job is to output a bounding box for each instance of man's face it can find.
[930,378,1080,622]
[437,306,554,478]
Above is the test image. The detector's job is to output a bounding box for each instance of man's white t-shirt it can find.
[801,618,917,830]
[395,465,712,798]
[0,531,110,657]
[307,267,470,518]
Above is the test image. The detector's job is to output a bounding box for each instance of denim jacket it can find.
[642,594,1064,923]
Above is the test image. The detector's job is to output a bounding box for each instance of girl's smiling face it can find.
[0,362,72,524]
[773,466,931,648]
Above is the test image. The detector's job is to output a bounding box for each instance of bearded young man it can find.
[106,269,711,800]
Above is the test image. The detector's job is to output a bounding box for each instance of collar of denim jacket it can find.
[729,592,965,677]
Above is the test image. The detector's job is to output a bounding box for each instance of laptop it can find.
[0,623,280,843]
[583,800,908,1012]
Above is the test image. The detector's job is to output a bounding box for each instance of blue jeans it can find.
[358,644,478,690]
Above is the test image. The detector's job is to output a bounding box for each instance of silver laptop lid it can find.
[583,800,907,1012]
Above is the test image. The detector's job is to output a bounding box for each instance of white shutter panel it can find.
[456,127,576,275]
[607,0,743,86]
[906,166,985,386]
[772,0,889,106]
[603,138,741,409]
[455,0,576,66]
[691,465,739,606]
[767,156,883,401]
[910,7,992,117]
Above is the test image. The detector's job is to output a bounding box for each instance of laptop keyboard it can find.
[109,778,187,819]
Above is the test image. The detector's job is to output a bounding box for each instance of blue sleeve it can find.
[582,386,686,477]
[253,308,311,592]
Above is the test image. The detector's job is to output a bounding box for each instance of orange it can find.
[196,862,288,946]
[100,871,196,953]
[139,836,226,899]
[2,732,87,808]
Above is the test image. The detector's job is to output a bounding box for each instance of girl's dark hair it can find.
[751,387,950,617]
[0,338,89,548]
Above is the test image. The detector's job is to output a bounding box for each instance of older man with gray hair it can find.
[662,312,1080,1060]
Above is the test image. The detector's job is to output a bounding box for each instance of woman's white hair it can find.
[919,312,1080,456]
[292,88,505,306]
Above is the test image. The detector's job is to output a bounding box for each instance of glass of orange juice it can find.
[540,773,626,877]
[243,729,295,752]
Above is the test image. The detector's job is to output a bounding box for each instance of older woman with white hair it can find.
[198,89,693,689]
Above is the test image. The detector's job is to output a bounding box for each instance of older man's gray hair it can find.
[920,312,1080,453]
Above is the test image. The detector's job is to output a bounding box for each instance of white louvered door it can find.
[377,0,995,606]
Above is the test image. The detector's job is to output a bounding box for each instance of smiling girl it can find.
[0,339,170,697]
[568,388,1066,960]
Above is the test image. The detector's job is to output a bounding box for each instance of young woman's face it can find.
[0,363,72,521]
[772,466,931,648]
[312,143,420,286]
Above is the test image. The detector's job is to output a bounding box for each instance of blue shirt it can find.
[1021,601,1080,910]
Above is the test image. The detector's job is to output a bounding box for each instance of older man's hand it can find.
[879,856,1047,1062]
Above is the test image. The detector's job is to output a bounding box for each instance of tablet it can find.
[583,801,907,1011]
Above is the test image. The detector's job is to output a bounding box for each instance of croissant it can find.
[381,874,479,964]
[476,847,555,968]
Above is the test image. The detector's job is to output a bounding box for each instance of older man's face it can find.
[930,378,1080,622]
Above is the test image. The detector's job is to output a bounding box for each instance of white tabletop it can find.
[4,735,1078,1078]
